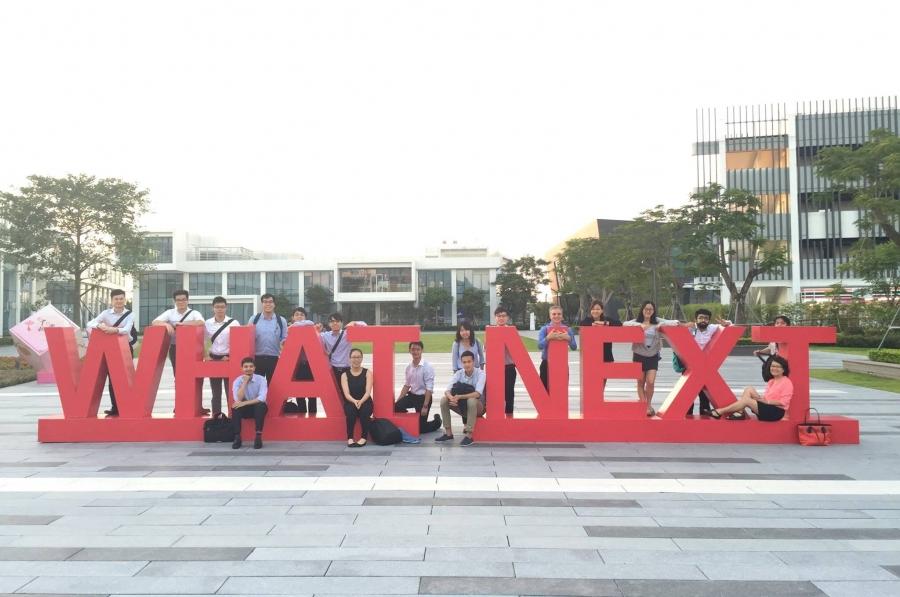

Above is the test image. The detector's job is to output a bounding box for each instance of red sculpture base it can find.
[37,413,859,444]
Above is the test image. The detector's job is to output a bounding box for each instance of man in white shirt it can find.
[681,308,732,416]
[204,296,239,417]
[152,289,205,378]
[85,289,135,417]
[394,341,441,433]
[436,351,486,447]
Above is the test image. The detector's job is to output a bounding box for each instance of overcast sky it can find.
[1,1,897,260]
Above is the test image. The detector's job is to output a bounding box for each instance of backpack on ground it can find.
[369,418,402,445]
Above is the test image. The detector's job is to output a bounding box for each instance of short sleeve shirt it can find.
[154,308,204,345]
[205,317,240,356]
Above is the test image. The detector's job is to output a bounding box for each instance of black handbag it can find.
[203,414,233,443]
[370,418,402,445]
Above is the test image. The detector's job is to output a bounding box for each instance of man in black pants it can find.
[493,306,518,415]
[250,293,288,384]
[394,341,442,433]
[85,288,136,417]
[231,357,269,449]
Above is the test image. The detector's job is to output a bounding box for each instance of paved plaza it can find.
[0,345,898,596]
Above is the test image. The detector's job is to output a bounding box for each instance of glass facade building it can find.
[694,96,900,304]
[132,231,502,328]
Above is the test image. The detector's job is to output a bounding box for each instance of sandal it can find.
[727,411,747,420]
[709,409,722,419]
[356,439,367,447]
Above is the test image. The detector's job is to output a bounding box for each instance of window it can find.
[266,272,300,307]
[725,149,788,171]
[418,269,452,324]
[227,272,259,295]
[455,268,491,323]
[137,272,183,327]
[144,236,173,264]
[339,268,412,293]
[188,273,220,296]
[303,271,335,321]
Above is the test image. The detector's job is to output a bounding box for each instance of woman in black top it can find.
[341,348,373,447]
[579,300,622,363]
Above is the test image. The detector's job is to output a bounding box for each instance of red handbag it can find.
[798,408,832,446]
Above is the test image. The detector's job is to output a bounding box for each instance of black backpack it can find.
[369,418,402,445]
[203,414,233,443]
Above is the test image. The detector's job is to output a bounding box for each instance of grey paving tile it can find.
[610,472,855,480]
[616,579,827,596]
[0,578,36,593]
[0,560,147,576]
[248,547,424,561]
[419,576,621,595]
[544,456,759,463]
[586,526,900,540]
[220,576,420,594]
[20,575,226,594]
[0,514,59,526]
[425,547,601,562]
[138,560,330,576]
[327,560,514,577]
[517,561,706,579]
[70,547,253,561]
[10,535,181,548]
[0,547,80,561]
[813,581,900,597]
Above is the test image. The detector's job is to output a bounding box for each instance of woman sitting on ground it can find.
[710,355,792,421]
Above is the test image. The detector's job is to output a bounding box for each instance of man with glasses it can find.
[679,308,732,416]
[394,341,442,433]
[204,296,239,417]
[319,312,366,386]
[250,293,288,385]
[152,289,205,387]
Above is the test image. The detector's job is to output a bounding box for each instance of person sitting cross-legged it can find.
[710,355,792,422]
[436,350,485,447]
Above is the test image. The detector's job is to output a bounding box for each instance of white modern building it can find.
[134,231,503,327]
[694,96,899,305]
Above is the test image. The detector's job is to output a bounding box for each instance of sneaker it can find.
[460,436,474,447]
[231,437,242,449]
[253,435,263,449]
[435,433,454,443]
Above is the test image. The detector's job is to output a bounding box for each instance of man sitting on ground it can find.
[436,351,485,447]
[231,357,269,450]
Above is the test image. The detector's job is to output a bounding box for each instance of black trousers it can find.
[343,400,373,439]
[686,389,712,415]
[254,355,279,384]
[168,344,178,375]
[394,392,442,433]
[208,354,229,416]
[108,345,135,411]
[504,363,517,414]
[232,402,268,435]
[539,359,549,391]
[293,360,316,413]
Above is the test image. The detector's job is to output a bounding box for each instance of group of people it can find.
[86,289,795,450]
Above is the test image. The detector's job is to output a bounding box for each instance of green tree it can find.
[457,287,487,325]
[305,285,334,322]
[495,255,549,325]
[553,237,609,318]
[842,240,900,306]
[0,174,151,325]
[816,129,900,247]
[670,183,789,323]
[420,287,452,325]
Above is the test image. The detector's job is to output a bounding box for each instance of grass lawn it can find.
[810,346,875,357]
[0,357,36,388]
[810,368,900,394]
[133,331,539,357]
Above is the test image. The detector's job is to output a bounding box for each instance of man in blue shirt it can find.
[251,293,288,386]
[537,305,577,391]
[435,351,486,447]
[231,357,269,449]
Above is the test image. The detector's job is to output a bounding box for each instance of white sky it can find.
[1,1,897,260]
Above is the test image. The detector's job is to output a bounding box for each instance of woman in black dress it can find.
[340,348,374,447]
[579,300,622,385]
